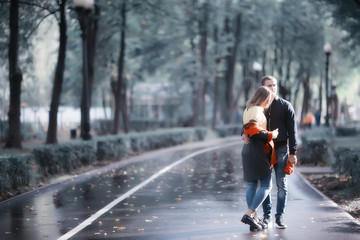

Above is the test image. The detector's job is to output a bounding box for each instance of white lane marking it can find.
[58,141,240,240]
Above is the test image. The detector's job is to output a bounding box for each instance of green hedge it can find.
[335,126,357,136]
[332,147,360,189]
[298,127,333,165]
[96,135,130,161]
[32,141,97,178]
[0,127,208,199]
[214,124,242,137]
[0,154,33,194]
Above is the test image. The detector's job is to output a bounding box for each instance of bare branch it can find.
[18,0,58,14]
[25,12,54,39]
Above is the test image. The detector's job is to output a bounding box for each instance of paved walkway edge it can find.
[296,171,360,226]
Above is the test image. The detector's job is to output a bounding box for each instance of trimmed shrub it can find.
[332,147,360,189]
[96,135,130,161]
[128,129,193,152]
[129,133,150,152]
[215,125,242,137]
[298,127,333,165]
[299,138,328,164]
[0,154,34,194]
[32,141,97,177]
[1,127,208,199]
[193,127,208,141]
[8,154,33,189]
[336,126,357,136]
[0,158,11,193]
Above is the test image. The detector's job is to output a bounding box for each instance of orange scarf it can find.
[243,120,277,168]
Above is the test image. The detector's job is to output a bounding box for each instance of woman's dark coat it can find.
[242,120,277,182]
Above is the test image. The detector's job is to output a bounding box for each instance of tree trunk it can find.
[190,38,199,126]
[87,5,99,103]
[277,27,284,83]
[6,0,22,148]
[111,78,120,133]
[262,50,266,76]
[199,3,208,126]
[212,25,220,129]
[112,0,128,134]
[284,50,292,101]
[301,71,311,124]
[225,13,241,124]
[102,88,108,120]
[46,0,67,144]
[293,64,304,114]
[241,52,251,106]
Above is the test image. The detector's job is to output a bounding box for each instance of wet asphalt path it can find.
[0,137,359,240]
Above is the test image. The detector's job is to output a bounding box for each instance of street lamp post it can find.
[74,0,93,140]
[324,42,332,127]
[253,61,262,88]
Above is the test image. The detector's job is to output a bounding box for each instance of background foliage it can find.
[0,0,359,140]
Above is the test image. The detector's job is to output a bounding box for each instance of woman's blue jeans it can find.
[246,173,272,211]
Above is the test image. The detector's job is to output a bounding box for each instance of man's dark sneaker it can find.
[275,217,287,229]
[241,214,262,231]
[260,217,270,229]
[250,219,267,231]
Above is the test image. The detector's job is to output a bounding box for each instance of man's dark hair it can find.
[261,75,277,86]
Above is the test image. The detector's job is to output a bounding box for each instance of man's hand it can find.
[288,154,297,165]
[242,134,250,144]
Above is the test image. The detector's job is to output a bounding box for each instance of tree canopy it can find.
[0,0,359,146]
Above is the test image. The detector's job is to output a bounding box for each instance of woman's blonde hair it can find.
[246,86,273,109]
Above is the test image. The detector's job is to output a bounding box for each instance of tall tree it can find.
[6,0,22,148]
[46,0,68,144]
[87,4,99,103]
[112,0,128,134]
[212,24,221,129]
[224,12,242,124]
[198,2,209,126]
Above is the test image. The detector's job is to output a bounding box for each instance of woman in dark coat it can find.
[241,86,278,231]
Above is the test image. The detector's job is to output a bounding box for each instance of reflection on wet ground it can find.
[0,142,241,239]
[1,139,359,240]
[71,147,245,240]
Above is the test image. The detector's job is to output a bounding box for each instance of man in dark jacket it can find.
[261,75,298,229]
[243,76,298,229]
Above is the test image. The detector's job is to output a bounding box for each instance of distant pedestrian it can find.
[302,111,315,128]
[315,109,321,126]
[329,84,339,126]
[241,86,278,231]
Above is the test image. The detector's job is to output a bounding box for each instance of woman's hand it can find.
[272,128,279,139]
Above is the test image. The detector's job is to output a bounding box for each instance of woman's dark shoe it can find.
[241,214,262,231]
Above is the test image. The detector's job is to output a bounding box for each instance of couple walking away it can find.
[241,76,298,231]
